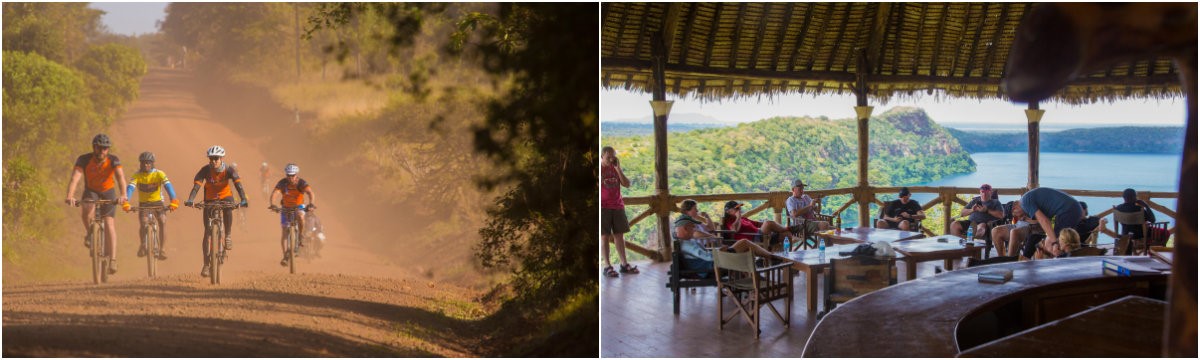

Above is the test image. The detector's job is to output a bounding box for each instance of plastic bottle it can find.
[819,237,826,255]
[783,236,791,253]
[965,227,974,246]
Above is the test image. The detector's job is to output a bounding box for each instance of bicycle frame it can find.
[77,199,117,284]
[193,201,240,284]
[271,207,303,274]
[133,204,166,278]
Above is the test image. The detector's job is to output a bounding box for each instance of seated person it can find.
[675,199,774,275]
[991,203,1035,257]
[721,200,799,251]
[785,179,829,233]
[876,187,924,231]
[1073,202,1105,244]
[1035,228,1081,259]
[951,183,1003,239]
[1016,187,1083,258]
[1115,188,1156,239]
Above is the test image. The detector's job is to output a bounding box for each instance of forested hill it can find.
[602,106,976,197]
[948,126,1185,153]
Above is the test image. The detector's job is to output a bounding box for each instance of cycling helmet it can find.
[139,151,155,163]
[92,134,112,147]
[284,163,299,176]
[206,145,226,157]
[261,162,269,169]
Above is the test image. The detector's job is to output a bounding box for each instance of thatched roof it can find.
[601,3,1183,104]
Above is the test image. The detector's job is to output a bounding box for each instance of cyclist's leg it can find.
[296,208,306,246]
[80,190,99,240]
[279,211,289,265]
[157,207,167,256]
[202,207,213,265]
[222,205,234,249]
[98,189,118,259]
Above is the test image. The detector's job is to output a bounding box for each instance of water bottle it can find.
[819,237,826,255]
[965,227,974,246]
[783,236,791,253]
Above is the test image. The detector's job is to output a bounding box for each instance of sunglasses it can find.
[208,156,222,161]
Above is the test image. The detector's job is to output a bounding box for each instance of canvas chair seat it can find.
[713,250,794,339]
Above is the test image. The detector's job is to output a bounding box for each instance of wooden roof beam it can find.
[661,3,683,63]
[866,3,894,72]
[602,58,1184,87]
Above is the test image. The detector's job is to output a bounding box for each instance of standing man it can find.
[951,183,1004,239]
[601,146,637,277]
[785,179,829,233]
[65,134,129,274]
[1015,187,1082,258]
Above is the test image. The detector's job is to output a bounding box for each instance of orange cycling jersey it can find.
[193,164,241,200]
[274,177,311,207]
[74,153,122,192]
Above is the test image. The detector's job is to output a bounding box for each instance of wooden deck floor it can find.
[600,257,965,357]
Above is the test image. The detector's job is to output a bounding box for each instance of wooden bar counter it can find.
[802,256,1169,357]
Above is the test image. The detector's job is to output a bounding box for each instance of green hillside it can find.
[948,126,1186,153]
[601,106,975,256]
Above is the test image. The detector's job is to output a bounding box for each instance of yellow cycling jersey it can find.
[130,169,171,203]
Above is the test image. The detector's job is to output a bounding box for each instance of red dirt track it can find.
[3,68,489,357]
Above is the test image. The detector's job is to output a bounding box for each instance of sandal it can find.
[603,266,619,278]
[619,264,640,274]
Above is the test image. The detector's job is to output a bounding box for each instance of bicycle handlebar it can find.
[268,206,315,214]
[74,199,118,207]
[191,202,243,210]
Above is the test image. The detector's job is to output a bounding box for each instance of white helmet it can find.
[261,162,268,168]
[284,163,299,175]
[206,145,226,157]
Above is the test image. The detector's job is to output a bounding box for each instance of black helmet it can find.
[92,134,112,147]
[139,151,155,163]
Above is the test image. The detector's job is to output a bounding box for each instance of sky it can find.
[89,2,168,36]
[601,88,1187,126]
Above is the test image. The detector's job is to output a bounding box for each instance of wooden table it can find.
[814,227,924,245]
[892,235,984,281]
[770,244,903,312]
[958,295,1166,357]
[802,257,1169,357]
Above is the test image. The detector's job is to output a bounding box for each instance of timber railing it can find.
[616,186,1179,261]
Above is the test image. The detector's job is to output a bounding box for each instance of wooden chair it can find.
[819,256,894,318]
[1112,206,1159,255]
[666,238,717,315]
[713,250,793,338]
[1144,222,1171,254]
[787,213,833,251]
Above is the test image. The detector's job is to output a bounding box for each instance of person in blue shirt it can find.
[674,199,774,275]
[1015,187,1082,258]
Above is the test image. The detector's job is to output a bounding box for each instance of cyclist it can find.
[184,145,249,277]
[268,163,316,267]
[65,134,128,274]
[123,151,179,260]
[259,162,272,196]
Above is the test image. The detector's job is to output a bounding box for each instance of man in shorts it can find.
[65,134,129,274]
[601,146,637,277]
[785,179,829,234]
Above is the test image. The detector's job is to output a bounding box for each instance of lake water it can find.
[908,152,1183,244]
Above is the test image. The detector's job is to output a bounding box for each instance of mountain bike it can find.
[192,201,241,284]
[299,210,325,260]
[77,199,117,284]
[131,204,167,278]
[270,205,309,274]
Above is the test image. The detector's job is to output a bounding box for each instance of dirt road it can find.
[3,68,494,356]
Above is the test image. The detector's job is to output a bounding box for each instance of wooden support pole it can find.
[1026,102,1044,189]
[650,31,674,261]
[943,190,954,235]
[854,48,873,227]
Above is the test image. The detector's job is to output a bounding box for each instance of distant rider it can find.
[268,163,316,267]
[123,151,179,260]
[184,145,249,277]
[65,134,129,275]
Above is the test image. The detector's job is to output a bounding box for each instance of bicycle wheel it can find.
[215,219,225,284]
[288,224,297,274]
[209,219,221,285]
[91,221,103,284]
[147,217,158,278]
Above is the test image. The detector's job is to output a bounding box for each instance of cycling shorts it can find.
[280,204,306,228]
[83,189,117,218]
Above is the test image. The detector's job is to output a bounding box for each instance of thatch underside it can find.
[601,2,1183,104]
